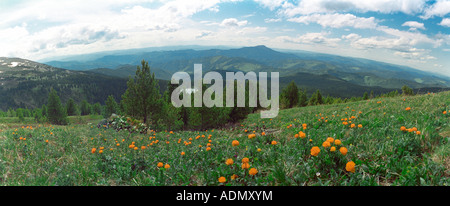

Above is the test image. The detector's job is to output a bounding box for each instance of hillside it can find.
[0,91,448,186]
[44,46,450,89]
[0,58,129,110]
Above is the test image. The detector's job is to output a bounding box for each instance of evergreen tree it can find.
[401,85,415,96]
[66,98,77,116]
[80,100,91,116]
[298,88,308,107]
[104,95,118,118]
[122,60,161,124]
[280,81,298,108]
[363,92,369,100]
[47,88,68,125]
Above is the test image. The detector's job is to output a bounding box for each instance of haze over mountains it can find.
[1,45,449,110]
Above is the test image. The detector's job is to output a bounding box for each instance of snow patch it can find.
[8,62,21,67]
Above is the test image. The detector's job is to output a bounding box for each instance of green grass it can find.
[0,92,449,186]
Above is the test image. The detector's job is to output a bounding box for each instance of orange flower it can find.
[346,161,356,173]
[164,164,170,169]
[99,150,103,154]
[294,134,299,138]
[248,134,256,139]
[400,126,407,131]
[206,147,211,151]
[443,111,447,115]
[157,162,163,168]
[358,124,363,128]
[334,139,341,146]
[226,158,234,165]
[91,148,96,154]
[298,131,306,139]
[405,107,411,111]
[232,140,239,146]
[261,132,266,136]
[271,140,277,145]
[218,176,226,183]
[310,146,320,156]
[181,152,185,156]
[322,141,331,148]
[326,137,334,143]
[242,157,249,163]
[340,147,348,155]
[231,174,238,180]
[416,131,421,135]
[249,168,258,176]
[241,163,250,169]
[350,124,355,128]
[330,146,336,152]
[141,146,146,150]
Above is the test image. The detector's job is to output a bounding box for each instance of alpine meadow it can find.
[0,0,449,191]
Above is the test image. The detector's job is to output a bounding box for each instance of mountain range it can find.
[1,45,449,110]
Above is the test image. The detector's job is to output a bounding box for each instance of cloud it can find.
[264,18,282,23]
[220,18,248,27]
[253,0,285,10]
[282,32,341,47]
[439,18,450,27]
[288,13,378,29]
[281,0,427,16]
[402,21,425,30]
[421,0,450,19]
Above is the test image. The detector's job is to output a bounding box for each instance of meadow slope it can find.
[0,92,449,186]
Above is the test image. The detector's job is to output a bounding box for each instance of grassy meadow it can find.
[0,92,449,186]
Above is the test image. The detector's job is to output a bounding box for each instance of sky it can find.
[0,0,449,76]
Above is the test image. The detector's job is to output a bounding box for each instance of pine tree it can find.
[80,100,91,116]
[66,98,77,116]
[281,81,299,108]
[47,88,68,125]
[122,60,161,124]
[104,95,118,118]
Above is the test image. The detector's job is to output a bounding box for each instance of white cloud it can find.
[439,18,450,27]
[220,18,248,27]
[402,21,425,30]
[264,18,282,23]
[421,0,450,19]
[288,13,378,29]
[281,0,427,16]
[254,0,285,10]
[283,32,341,47]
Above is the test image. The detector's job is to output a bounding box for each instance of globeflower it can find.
[249,168,258,176]
[310,146,320,156]
[340,147,348,155]
[322,141,331,148]
[334,139,341,146]
[346,161,356,173]
[218,176,226,183]
[226,158,234,165]
[232,140,239,146]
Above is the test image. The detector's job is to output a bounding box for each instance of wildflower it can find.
[405,107,411,111]
[298,131,306,139]
[206,147,211,151]
[141,146,146,150]
[231,174,238,180]
[257,148,262,152]
[334,139,341,146]
[218,176,226,183]
[400,126,407,131]
[271,140,277,145]
[249,168,258,176]
[346,161,356,173]
[134,147,138,150]
[232,140,239,146]
[181,152,185,156]
[226,158,234,165]
[322,141,331,148]
[340,147,348,155]
[99,150,103,154]
[248,134,256,139]
[91,148,96,154]
[330,146,336,152]
[350,124,355,128]
[310,146,320,156]
[261,132,266,136]
[164,164,170,169]
[416,131,421,135]
[326,137,334,143]
[358,124,363,128]
[443,111,447,115]
[157,162,163,168]
[241,163,250,169]
[242,157,249,163]
[45,140,49,143]
[294,134,299,138]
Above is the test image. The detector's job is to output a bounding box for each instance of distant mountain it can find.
[43,45,450,90]
[0,58,123,110]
